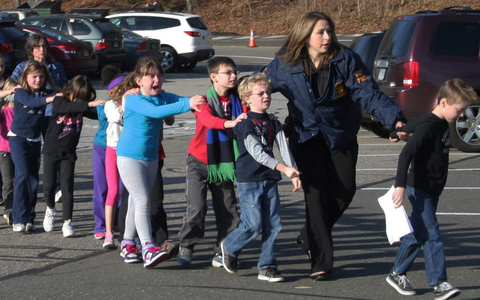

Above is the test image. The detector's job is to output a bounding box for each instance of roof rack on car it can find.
[69,8,110,17]
[416,6,480,15]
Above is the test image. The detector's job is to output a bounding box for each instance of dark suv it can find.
[373,6,480,152]
[17,14,125,71]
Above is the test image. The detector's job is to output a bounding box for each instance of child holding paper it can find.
[386,78,476,300]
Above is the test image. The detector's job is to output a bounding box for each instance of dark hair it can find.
[26,34,50,60]
[101,65,122,87]
[277,11,342,69]
[61,75,96,102]
[207,56,237,75]
[19,60,57,93]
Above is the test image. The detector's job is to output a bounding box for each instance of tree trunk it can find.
[186,0,194,14]
[14,0,21,8]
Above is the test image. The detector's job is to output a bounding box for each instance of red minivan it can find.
[374,6,480,152]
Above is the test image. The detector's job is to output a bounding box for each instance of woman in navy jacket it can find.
[263,11,406,280]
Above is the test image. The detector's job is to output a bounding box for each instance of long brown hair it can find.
[61,75,96,102]
[19,60,57,94]
[112,73,138,103]
[277,11,342,69]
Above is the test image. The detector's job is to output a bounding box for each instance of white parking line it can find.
[359,153,480,156]
[358,168,480,171]
[227,55,274,60]
[360,187,480,190]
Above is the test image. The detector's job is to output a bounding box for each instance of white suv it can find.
[107,11,214,72]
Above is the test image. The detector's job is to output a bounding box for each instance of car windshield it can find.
[35,27,78,42]
[186,17,208,30]
[377,20,416,57]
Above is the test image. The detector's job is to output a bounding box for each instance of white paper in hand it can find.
[378,186,413,245]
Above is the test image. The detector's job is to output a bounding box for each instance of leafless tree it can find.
[186,0,194,13]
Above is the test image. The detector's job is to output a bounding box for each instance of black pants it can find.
[292,134,358,274]
[43,152,76,221]
[0,152,14,214]
[118,159,168,245]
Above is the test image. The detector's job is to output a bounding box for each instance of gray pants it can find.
[178,154,240,253]
[117,156,158,247]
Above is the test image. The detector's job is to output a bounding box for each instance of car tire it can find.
[161,46,178,73]
[367,122,390,139]
[449,104,480,152]
[177,61,197,72]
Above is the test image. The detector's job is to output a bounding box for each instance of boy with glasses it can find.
[220,73,301,282]
[177,57,246,266]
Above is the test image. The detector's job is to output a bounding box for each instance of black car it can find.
[120,28,162,71]
[349,30,388,137]
[0,14,27,75]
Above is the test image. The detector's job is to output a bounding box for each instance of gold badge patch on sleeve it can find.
[353,69,370,84]
[335,81,348,98]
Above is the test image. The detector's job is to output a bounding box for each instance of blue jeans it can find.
[223,180,282,270]
[393,187,447,286]
[10,136,41,225]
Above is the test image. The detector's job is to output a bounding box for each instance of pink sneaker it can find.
[94,232,106,240]
[142,243,168,268]
[103,233,116,249]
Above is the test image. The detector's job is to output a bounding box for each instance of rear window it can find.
[377,20,416,57]
[37,27,77,42]
[186,17,207,30]
[149,17,180,30]
[350,36,373,63]
[434,22,480,56]
[93,19,120,32]
[0,26,26,39]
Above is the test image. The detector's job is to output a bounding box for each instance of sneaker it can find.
[212,253,242,268]
[43,207,56,233]
[13,223,26,233]
[55,190,62,203]
[120,241,142,263]
[62,219,76,238]
[143,243,168,268]
[258,267,285,283]
[177,246,193,266]
[433,282,460,300]
[162,240,180,260]
[386,272,416,296]
[25,222,35,232]
[220,240,237,274]
[103,233,116,250]
[3,212,13,226]
[94,232,106,240]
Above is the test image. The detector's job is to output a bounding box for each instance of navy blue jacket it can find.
[11,88,51,139]
[264,47,405,154]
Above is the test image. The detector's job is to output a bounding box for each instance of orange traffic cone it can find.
[248,29,257,47]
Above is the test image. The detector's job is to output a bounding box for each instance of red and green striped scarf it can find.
[206,86,242,183]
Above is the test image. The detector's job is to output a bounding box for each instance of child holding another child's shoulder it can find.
[42,75,106,238]
[220,73,301,282]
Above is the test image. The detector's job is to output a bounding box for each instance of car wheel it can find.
[161,46,178,73]
[177,61,197,72]
[367,122,390,139]
[449,104,480,152]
